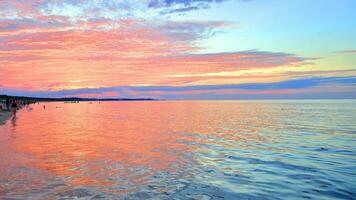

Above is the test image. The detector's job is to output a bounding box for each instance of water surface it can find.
[0,100,355,199]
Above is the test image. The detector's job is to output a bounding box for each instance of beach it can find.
[0,96,36,125]
[0,110,12,125]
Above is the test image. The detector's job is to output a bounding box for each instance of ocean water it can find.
[0,100,355,199]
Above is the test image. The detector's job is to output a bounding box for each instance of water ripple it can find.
[0,100,355,199]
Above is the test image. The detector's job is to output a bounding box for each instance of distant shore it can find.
[0,94,157,126]
[0,94,156,102]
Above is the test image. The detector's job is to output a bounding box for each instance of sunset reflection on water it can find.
[0,101,355,199]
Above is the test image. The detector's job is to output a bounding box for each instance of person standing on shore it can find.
[11,100,18,115]
[5,99,10,111]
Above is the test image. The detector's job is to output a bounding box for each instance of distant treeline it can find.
[0,95,156,102]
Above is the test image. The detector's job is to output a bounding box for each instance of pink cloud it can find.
[76,91,120,98]
[0,15,308,91]
[0,1,308,92]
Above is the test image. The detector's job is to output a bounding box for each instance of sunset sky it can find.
[1,0,356,99]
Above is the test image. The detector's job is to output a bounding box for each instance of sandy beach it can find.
[0,110,12,125]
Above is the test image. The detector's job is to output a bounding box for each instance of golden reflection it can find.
[0,101,278,195]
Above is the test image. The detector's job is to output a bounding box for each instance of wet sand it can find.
[0,110,12,125]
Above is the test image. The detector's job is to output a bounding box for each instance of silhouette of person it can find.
[11,113,17,127]
[11,100,18,115]
[5,99,10,110]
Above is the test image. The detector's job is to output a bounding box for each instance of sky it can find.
[0,0,355,99]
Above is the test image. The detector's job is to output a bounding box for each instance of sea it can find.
[0,100,355,199]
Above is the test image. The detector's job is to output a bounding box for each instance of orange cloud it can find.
[0,20,306,90]
[76,91,120,98]
[0,3,307,92]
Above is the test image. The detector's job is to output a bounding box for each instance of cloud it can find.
[1,0,351,100]
[335,50,356,54]
[148,0,231,14]
[160,5,205,14]
[0,19,228,53]
[125,76,356,92]
[0,49,306,91]
[0,3,306,92]
[0,17,70,34]
[2,76,355,99]
[0,0,235,19]
[148,0,254,14]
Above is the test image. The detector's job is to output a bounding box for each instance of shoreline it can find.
[0,110,12,125]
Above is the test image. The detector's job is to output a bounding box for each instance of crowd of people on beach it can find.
[0,99,33,114]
